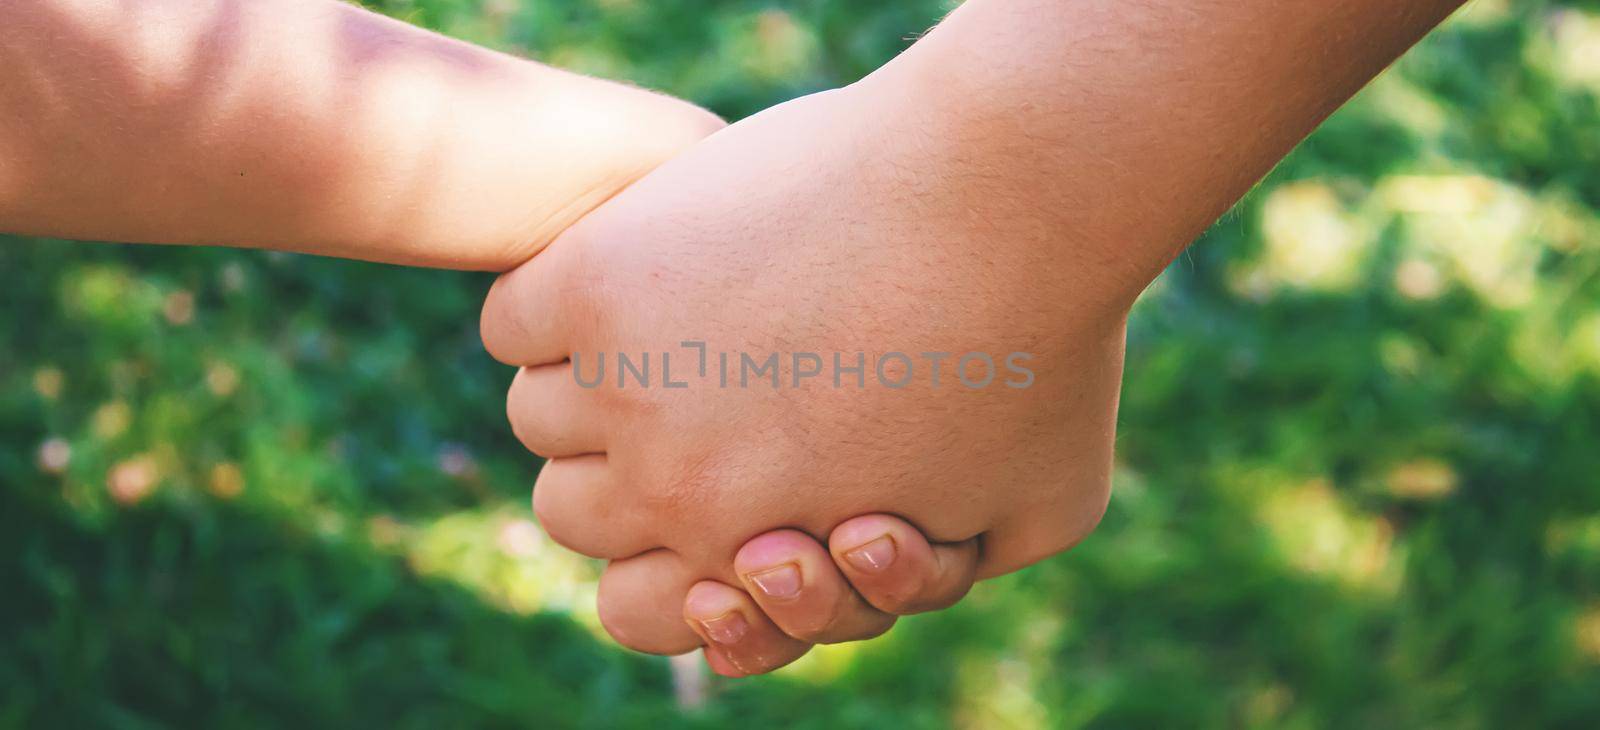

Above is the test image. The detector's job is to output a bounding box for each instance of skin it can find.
[482,86,1125,660]
[0,0,957,672]
[481,0,1469,675]
[4,0,1471,679]
[0,0,723,270]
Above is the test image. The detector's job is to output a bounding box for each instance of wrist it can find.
[358,59,723,271]
[490,66,726,267]
[844,53,1151,325]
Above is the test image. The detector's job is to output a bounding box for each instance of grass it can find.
[2,0,1599,727]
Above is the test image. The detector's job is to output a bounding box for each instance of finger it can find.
[506,363,610,458]
[829,514,979,615]
[683,580,811,677]
[595,549,703,655]
[532,455,657,560]
[734,529,894,644]
[480,237,596,367]
[975,501,1106,579]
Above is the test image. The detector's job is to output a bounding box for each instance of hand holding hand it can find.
[481,81,1127,670]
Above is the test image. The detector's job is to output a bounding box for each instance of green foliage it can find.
[4,0,1600,727]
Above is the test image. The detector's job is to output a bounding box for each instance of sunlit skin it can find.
[0,0,723,269]
[481,0,1468,675]
[5,0,1472,679]
[0,0,984,670]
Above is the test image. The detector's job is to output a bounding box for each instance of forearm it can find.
[863,0,1466,312]
[0,0,720,270]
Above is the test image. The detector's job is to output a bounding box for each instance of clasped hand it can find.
[480,83,1125,677]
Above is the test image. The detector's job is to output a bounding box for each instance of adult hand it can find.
[482,0,1467,676]
[480,82,1126,672]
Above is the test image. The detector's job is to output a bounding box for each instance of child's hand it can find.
[674,515,981,676]
[480,82,1124,671]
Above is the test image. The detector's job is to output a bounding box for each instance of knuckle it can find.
[530,482,585,555]
[594,592,681,656]
[593,594,638,649]
[506,378,562,457]
[509,413,557,456]
[479,274,523,364]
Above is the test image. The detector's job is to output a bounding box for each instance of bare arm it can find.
[472,0,1476,671]
[869,0,1468,312]
[0,0,722,270]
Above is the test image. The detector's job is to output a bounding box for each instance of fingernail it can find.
[844,535,897,573]
[697,612,748,645]
[747,563,802,600]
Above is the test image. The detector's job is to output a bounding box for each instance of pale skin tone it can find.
[6,0,1469,679]
[0,0,723,269]
[0,0,977,671]
[480,0,1468,675]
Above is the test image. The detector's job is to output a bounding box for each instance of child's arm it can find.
[0,0,722,270]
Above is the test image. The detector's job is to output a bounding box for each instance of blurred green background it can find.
[4,0,1600,726]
